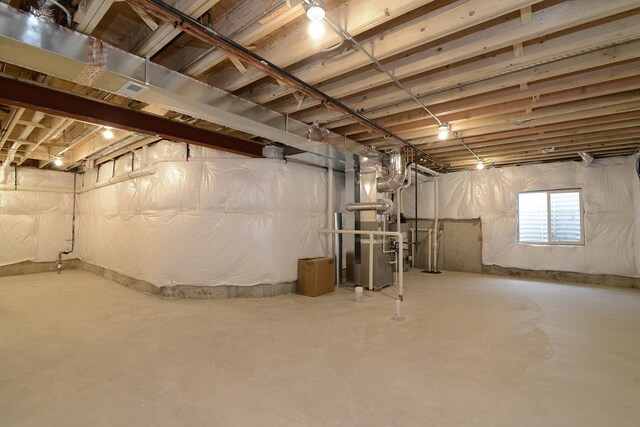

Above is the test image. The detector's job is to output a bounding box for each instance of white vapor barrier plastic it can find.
[404,156,640,277]
[0,168,75,266]
[77,142,337,287]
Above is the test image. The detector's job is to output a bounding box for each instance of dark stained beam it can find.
[0,75,264,158]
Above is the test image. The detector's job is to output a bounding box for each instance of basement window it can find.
[517,190,584,245]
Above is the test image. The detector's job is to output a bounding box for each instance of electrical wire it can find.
[323,15,481,162]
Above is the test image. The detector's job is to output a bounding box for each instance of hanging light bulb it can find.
[306,0,326,39]
[306,0,326,21]
[54,157,63,167]
[102,127,114,140]
[438,123,449,140]
[308,19,325,39]
[476,160,485,170]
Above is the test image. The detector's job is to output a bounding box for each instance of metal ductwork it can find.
[0,4,372,170]
[377,149,407,193]
[579,152,594,166]
[345,199,393,215]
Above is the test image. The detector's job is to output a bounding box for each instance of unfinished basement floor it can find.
[1,269,640,426]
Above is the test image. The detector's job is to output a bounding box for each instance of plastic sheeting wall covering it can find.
[77,141,338,287]
[403,155,640,277]
[0,168,75,266]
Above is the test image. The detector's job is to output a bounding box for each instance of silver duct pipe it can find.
[346,200,393,215]
[579,152,594,166]
[377,149,407,193]
[0,4,370,170]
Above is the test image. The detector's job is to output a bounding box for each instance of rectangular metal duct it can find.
[0,4,370,169]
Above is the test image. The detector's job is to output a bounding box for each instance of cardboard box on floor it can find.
[297,257,335,297]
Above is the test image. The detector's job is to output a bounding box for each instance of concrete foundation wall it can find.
[0,259,297,298]
[482,265,640,289]
[410,218,640,289]
[410,219,483,273]
[0,259,80,277]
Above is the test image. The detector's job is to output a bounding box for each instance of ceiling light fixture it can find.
[54,157,63,167]
[305,0,326,39]
[308,20,325,39]
[476,160,485,170]
[102,127,114,140]
[438,123,449,140]
[306,0,326,21]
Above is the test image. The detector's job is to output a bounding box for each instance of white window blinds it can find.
[518,192,548,242]
[550,192,582,243]
[518,190,583,245]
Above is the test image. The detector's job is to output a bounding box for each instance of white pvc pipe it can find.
[396,188,401,274]
[0,185,73,193]
[428,229,433,272]
[78,167,156,193]
[328,168,334,258]
[414,163,440,177]
[368,232,374,291]
[433,177,440,272]
[319,228,404,320]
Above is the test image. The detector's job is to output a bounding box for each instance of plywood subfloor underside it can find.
[1,270,639,426]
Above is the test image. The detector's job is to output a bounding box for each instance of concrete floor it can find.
[1,270,640,426]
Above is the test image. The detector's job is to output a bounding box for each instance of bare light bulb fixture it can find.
[102,127,114,140]
[438,123,449,140]
[54,157,63,167]
[476,160,485,170]
[306,0,326,21]
[308,20,325,39]
[306,0,326,39]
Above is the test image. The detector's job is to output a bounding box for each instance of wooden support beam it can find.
[70,132,140,163]
[295,35,640,125]
[0,107,25,151]
[2,149,73,164]
[513,42,524,58]
[428,129,640,159]
[17,120,50,130]
[520,6,532,25]
[4,111,45,167]
[162,0,305,74]
[208,0,539,93]
[39,126,101,167]
[18,118,73,165]
[432,111,640,146]
[243,0,640,109]
[334,62,640,135]
[448,142,640,167]
[344,74,640,143]
[292,92,306,111]
[423,119,640,153]
[122,0,221,57]
[75,0,115,34]
[129,3,158,30]
[229,56,247,75]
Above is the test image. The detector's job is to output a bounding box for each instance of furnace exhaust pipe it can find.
[346,199,393,215]
[377,149,407,193]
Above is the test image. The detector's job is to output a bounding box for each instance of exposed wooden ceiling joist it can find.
[0,75,264,158]
[4,0,639,169]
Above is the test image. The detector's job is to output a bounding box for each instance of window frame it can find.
[517,189,585,246]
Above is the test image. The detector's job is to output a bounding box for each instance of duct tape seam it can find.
[73,39,107,86]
